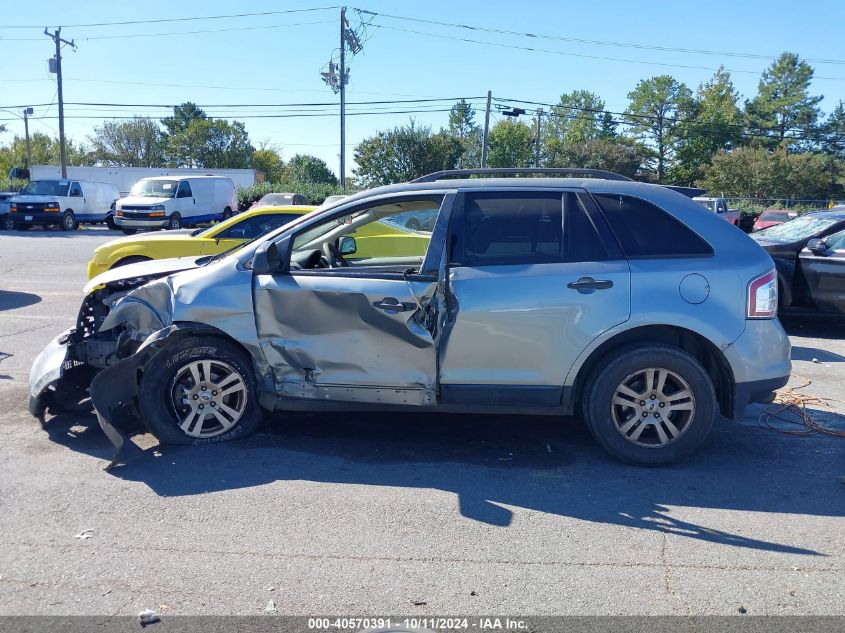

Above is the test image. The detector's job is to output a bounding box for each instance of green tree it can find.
[671,67,744,185]
[353,121,462,187]
[447,99,481,168]
[543,90,607,164]
[699,146,834,200]
[166,118,254,169]
[161,102,207,137]
[745,52,822,146]
[252,146,285,182]
[487,118,534,168]
[283,154,338,185]
[624,75,693,181]
[89,117,164,167]
[548,137,647,178]
[820,101,845,160]
[0,132,88,176]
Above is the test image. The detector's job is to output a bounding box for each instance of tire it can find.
[167,213,182,230]
[138,335,262,445]
[61,210,78,231]
[121,228,137,236]
[1,215,13,231]
[111,255,151,269]
[13,223,30,231]
[106,215,117,230]
[222,207,233,220]
[582,344,717,466]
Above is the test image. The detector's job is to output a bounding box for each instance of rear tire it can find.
[582,344,716,466]
[61,210,78,231]
[168,213,182,230]
[138,335,262,445]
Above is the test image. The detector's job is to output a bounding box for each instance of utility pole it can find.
[23,107,33,172]
[481,90,492,168]
[339,7,347,188]
[45,27,74,178]
[534,107,543,167]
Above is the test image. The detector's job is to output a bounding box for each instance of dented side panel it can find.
[254,272,438,404]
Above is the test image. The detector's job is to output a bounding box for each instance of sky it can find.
[2,0,844,178]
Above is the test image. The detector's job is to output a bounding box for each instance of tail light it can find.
[747,269,778,318]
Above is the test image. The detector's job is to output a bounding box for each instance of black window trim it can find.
[588,191,715,260]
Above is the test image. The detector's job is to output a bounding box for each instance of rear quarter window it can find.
[592,193,713,258]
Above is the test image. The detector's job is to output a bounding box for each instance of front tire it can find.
[138,335,262,445]
[61,210,78,231]
[168,213,182,230]
[106,215,117,230]
[582,344,716,466]
[121,228,137,236]
[1,215,13,231]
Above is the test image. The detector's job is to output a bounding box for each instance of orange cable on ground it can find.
[757,374,845,438]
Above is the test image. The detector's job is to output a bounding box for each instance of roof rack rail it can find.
[411,168,634,183]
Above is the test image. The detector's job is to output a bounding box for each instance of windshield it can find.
[21,180,69,196]
[257,193,293,206]
[695,200,716,212]
[753,214,841,242]
[130,179,178,198]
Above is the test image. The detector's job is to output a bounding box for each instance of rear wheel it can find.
[61,210,78,231]
[168,213,182,230]
[582,344,716,466]
[138,335,262,445]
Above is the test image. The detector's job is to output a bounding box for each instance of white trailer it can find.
[10,165,259,195]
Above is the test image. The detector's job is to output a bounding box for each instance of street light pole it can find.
[23,107,33,172]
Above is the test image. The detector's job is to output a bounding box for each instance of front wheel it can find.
[106,215,117,230]
[121,228,137,236]
[61,210,78,231]
[1,215,13,231]
[138,335,262,445]
[582,344,716,466]
[168,213,182,230]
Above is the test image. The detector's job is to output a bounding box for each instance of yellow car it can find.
[87,205,316,279]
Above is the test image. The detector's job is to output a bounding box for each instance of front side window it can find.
[291,197,441,267]
[824,229,845,251]
[69,182,83,197]
[593,193,713,257]
[177,182,193,199]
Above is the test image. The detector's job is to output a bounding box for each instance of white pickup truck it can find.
[692,196,740,226]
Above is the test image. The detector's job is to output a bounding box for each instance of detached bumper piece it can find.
[732,375,790,419]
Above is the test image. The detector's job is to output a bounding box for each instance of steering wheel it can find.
[322,242,349,268]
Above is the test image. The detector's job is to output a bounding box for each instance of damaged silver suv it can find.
[30,169,791,465]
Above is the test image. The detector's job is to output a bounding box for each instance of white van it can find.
[9,179,120,231]
[114,175,237,233]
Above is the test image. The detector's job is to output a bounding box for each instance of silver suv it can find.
[30,169,791,466]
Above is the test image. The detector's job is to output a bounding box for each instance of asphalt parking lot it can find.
[0,227,843,617]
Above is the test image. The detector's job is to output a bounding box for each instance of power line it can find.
[354,7,845,67]
[0,6,339,29]
[364,22,845,82]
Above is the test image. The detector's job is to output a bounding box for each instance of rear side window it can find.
[457,192,563,266]
[592,193,713,257]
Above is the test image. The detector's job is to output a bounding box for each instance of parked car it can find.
[752,209,797,232]
[8,179,120,230]
[751,208,845,313]
[249,192,310,210]
[30,168,790,466]
[114,176,237,234]
[387,208,438,231]
[692,196,740,226]
[0,191,16,230]
[798,229,845,314]
[319,194,348,207]
[86,205,317,279]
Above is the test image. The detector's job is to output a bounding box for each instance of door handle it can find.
[567,277,613,293]
[373,298,415,312]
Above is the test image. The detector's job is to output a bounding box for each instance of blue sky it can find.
[2,0,843,177]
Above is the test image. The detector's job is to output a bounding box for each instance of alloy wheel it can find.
[169,359,248,438]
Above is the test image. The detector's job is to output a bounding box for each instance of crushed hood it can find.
[84,256,205,294]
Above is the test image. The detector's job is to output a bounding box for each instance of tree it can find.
[487,119,534,168]
[165,118,254,169]
[161,102,207,137]
[548,138,647,178]
[698,146,834,201]
[624,75,693,181]
[543,90,608,165]
[447,99,481,168]
[0,132,88,176]
[671,67,744,185]
[353,121,462,187]
[284,154,338,185]
[251,146,285,182]
[820,101,845,160]
[89,117,164,167]
[745,52,822,146]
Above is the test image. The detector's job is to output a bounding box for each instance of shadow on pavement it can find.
[0,290,41,311]
[39,405,843,556]
[791,345,845,363]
